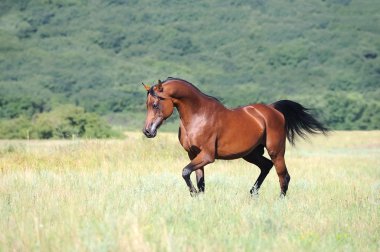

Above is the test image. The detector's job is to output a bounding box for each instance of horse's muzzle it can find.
[143,128,157,138]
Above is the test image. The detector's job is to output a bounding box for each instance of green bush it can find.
[0,105,122,139]
[33,105,122,139]
[0,116,33,139]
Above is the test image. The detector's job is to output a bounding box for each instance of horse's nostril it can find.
[143,128,150,136]
[143,128,156,138]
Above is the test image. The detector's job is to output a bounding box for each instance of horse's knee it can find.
[182,166,192,179]
[266,142,285,161]
[268,150,279,161]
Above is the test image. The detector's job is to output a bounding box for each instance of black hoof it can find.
[250,186,259,195]
[190,190,198,197]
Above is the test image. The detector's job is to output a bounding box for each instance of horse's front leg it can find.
[182,153,213,197]
[195,167,205,193]
[182,164,198,196]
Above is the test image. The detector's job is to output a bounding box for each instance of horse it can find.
[142,77,328,197]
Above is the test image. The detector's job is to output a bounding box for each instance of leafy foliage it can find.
[0,116,33,139]
[0,105,121,139]
[0,0,379,135]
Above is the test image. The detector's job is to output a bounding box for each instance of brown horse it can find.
[142,77,327,197]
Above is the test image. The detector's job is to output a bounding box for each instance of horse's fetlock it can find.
[285,173,291,184]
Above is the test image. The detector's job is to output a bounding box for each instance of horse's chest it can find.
[179,129,196,153]
[179,135,191,152]
[178,123,191,151]
[178,123,207,154]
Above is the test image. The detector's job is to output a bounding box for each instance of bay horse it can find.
[142,77,327,197]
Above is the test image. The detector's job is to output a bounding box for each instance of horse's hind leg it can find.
[243,145,273,195]
[266,146,291,197]
[272,155,291,197]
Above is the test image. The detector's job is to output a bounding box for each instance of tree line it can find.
[0,0,379,138]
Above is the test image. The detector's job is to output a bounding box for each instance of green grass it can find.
[1,131,379,251]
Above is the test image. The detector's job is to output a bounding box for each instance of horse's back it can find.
[248,103,285,129]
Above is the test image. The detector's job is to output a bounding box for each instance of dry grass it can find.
[0,131,379,251]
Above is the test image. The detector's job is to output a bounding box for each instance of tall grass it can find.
[0,131,379,251]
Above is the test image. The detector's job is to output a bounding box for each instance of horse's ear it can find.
[156,80,163,92]
[142,82,150,91]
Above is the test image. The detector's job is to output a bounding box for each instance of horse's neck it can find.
[168,81,225,126]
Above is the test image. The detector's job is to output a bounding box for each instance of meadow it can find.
[0,131,379,251]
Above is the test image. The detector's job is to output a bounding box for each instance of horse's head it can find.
[142,80,174,138]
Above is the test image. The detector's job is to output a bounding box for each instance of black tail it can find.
[272,100,328,145]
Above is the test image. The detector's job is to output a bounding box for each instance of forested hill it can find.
[1,0,379,133]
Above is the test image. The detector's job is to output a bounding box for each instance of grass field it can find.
[0,131,379,251]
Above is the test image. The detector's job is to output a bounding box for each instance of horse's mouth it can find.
[143,129,157,138]
[143,119,163,138]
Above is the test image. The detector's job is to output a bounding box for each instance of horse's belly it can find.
[216,107,265,159]
[216,132,263,159]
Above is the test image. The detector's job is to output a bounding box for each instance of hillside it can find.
[0,0,379,135]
